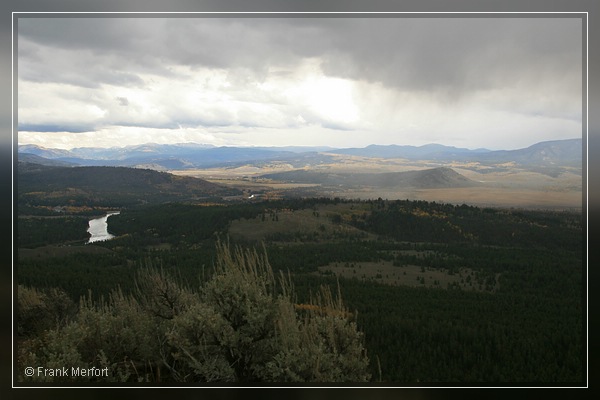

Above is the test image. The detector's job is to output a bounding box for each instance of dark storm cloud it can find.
[18,16,581,96]
[18,18,149,52]
[300,17,582,103]
[18,37,147,88]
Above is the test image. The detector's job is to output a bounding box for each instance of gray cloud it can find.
[19,17,581,94]
[116,96,129,106]
[17,16,583,149]
[318,18,581,97]
[18,123,95,133]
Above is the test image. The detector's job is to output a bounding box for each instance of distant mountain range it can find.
[330,139,582,167]
[17,143,320,170]
[331,143,490,159]
[17,138,582,171]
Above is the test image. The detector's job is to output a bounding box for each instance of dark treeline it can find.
[18,216,90,248]
[349,198,582,250]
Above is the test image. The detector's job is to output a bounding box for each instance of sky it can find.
[16,16,583,151]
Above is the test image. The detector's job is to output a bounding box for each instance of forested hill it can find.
[18,162,241,208]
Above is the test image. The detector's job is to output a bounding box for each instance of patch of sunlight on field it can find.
[316,260,500,292]
[228,205,375,243]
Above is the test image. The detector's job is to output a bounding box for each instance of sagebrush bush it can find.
[17,241,370,383]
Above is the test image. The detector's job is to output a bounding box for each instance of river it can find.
[87,212,120,244]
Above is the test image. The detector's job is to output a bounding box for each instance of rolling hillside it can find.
[261,167,478,189]
[18,162,241,209]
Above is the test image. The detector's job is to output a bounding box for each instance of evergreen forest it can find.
[16,193,585,384]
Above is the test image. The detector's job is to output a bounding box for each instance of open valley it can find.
[170,154,582,210]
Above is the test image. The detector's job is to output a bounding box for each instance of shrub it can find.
[17,241,370,383]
